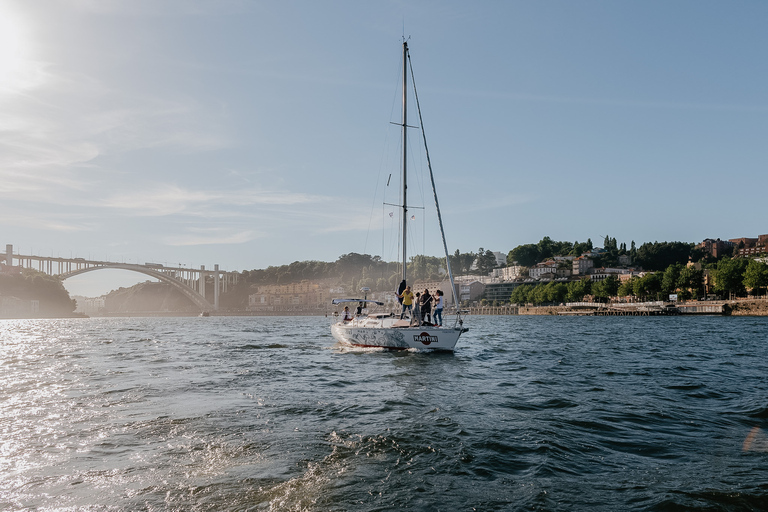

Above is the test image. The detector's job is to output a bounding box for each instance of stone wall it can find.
[727,299,768,316]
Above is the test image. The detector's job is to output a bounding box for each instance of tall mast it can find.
[401,41,408,282]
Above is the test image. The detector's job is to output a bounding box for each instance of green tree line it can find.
[508,258,768,306]
[510,276,621,305]
[506,236,702,271]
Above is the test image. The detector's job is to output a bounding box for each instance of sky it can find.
[2,0,767,296]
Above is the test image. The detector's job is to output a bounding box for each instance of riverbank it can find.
[511,298,768,317]
[728,299,768,316]
[7,299,767,318]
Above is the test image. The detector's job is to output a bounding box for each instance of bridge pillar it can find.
[5,244,12,266]
[200,265,206,304]
[214,264,220,310]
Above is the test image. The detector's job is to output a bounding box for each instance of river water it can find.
[2,315,768,511]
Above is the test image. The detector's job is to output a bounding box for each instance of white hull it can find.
[331,319,462,351]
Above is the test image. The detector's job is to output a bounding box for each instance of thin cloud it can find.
[101,185,325,217]
[164,228,259,247]
[68,0,244,17]
[0,212,98,232]
[317,208,387,234]
[0,65,234,204]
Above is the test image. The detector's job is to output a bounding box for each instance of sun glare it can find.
[0,5,39,93]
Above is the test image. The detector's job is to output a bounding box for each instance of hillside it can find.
[0,270,77,318]
[105,282,200,314]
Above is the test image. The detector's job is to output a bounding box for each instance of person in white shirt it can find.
[434,290,444,327]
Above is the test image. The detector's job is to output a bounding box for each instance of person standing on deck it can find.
[434,290,444,327]
[398,285,414,319]
[411,292,422,327]
[420,289,433,324]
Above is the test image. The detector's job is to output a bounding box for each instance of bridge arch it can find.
[60,264,214,312]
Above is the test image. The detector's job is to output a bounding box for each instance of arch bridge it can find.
[3,244,237,312]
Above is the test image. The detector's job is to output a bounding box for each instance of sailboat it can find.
[330,40,467,351]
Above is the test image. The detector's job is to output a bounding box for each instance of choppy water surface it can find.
[2,315,768,511]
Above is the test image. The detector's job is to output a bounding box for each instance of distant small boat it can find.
[330,40,467,351]
[200,311,210,317]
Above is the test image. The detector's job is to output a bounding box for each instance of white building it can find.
[459,281,486,303]
[588,267,632,281]
[74,296,105,316]
[492,266,524,280]
[573,256,594,276]
[529,261,558,279]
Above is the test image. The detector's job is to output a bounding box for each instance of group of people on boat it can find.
[338,283,445,328]
[397,285,444,327]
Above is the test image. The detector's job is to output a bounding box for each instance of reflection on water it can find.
[743,426,768,452]
[1,315,768,510]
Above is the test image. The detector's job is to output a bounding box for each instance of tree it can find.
[475,248,498,275]
[571,240,591,256]
[510,284,533,304]
[460,252,476,274]
[592,279,609,301]
[602,236,618,253]
[633,273,662,301]
[677,266,704,300]
[604,275,621,297]
[450,250,476,275]
[552,240,574,256]
[538,237,554,261]
[566,278,592,302]
[618,277,636,297]
[743,260,768,296]
[634,242,696,271]
[529,284,548,305]
[546,282,568,304]
[713,257,748,298]
[661,263,683,295]
[508,244,540,267]
[592,275,620,302]
[408,255,443,282]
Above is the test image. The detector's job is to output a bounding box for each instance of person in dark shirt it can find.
[420,289,433,324]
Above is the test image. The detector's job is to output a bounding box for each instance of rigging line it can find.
[407,48,460,311]
[382,202,386,267]
[423,204,426,256]
[384,202,399,267]
[364,52,404,257]
[410,101,429,258]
